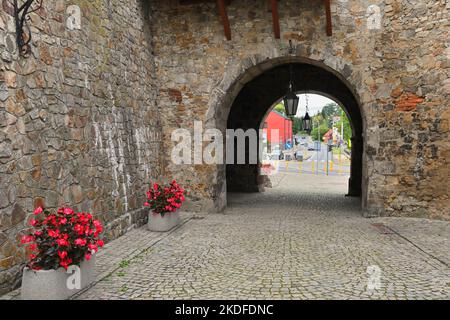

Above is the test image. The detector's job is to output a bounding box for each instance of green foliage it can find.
[321,102,340,118]
[303,103,352,143]
[271,100,352,144]
[292,117,303,135]
[312,112,325,125]
[119,259,130,268]
[334,112,352,142]
[310,123,330,141]
[273,103,286,115]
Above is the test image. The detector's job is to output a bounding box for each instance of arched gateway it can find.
[205,57,367,214]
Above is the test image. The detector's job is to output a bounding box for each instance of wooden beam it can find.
[324,0,332,36]
[217,0,231,40]
[270,0,280,39]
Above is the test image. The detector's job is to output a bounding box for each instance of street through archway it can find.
[224,59,364,213]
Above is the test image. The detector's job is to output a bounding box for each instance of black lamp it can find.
[283,65,299,117]
[302,94,312,133]
[302,112,312,133]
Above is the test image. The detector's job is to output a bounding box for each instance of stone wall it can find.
[0,0,161,294]
[0,0,449,296]
[151,0,449,219]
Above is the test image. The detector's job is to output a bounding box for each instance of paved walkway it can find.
[3,173,449,300]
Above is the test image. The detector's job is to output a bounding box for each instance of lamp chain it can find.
[305,93,309,113]
[289,65,294,90]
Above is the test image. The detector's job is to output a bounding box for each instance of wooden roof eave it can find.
[179,0,333,40]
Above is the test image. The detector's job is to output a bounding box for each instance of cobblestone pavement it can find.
[4,173,449,300]
[74,173,450,300]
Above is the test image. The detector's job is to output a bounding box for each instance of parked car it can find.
[308,141,322,151]
[294,151,303,161]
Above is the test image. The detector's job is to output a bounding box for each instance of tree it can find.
[335,111,352,143]
[273,103,286,115]
[292,117,302,135]
[321,102,340,118]
[313,112,325,125]
[310,123,330,142]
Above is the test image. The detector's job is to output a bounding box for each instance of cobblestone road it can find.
[4,174,447,300]
[73,173,450,300]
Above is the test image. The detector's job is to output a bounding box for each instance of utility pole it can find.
[317,120,320,175]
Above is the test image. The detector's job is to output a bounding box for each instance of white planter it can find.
[21,255,96,300]
[148,211,181,232]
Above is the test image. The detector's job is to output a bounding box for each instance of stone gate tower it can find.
[0,0,448,294]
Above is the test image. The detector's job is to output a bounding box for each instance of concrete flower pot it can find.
[148,211,181,232]
[21,255,96,300]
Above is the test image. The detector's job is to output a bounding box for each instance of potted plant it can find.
[20,206,104,300]
[144,180,186,232]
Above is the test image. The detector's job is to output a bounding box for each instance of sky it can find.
[295,94,337,117]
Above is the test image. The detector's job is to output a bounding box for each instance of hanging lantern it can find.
[302,94,312,133]
[283,91,299,117]
[283,65,299,117]
[302,112,312,133]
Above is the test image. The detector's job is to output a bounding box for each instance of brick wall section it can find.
[0,0,162,294]
[395,93,425,112]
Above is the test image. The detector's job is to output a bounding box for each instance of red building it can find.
[323,129,333,143]
[262,110,293,150]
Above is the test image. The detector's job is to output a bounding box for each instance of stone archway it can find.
[206,56,367,214]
